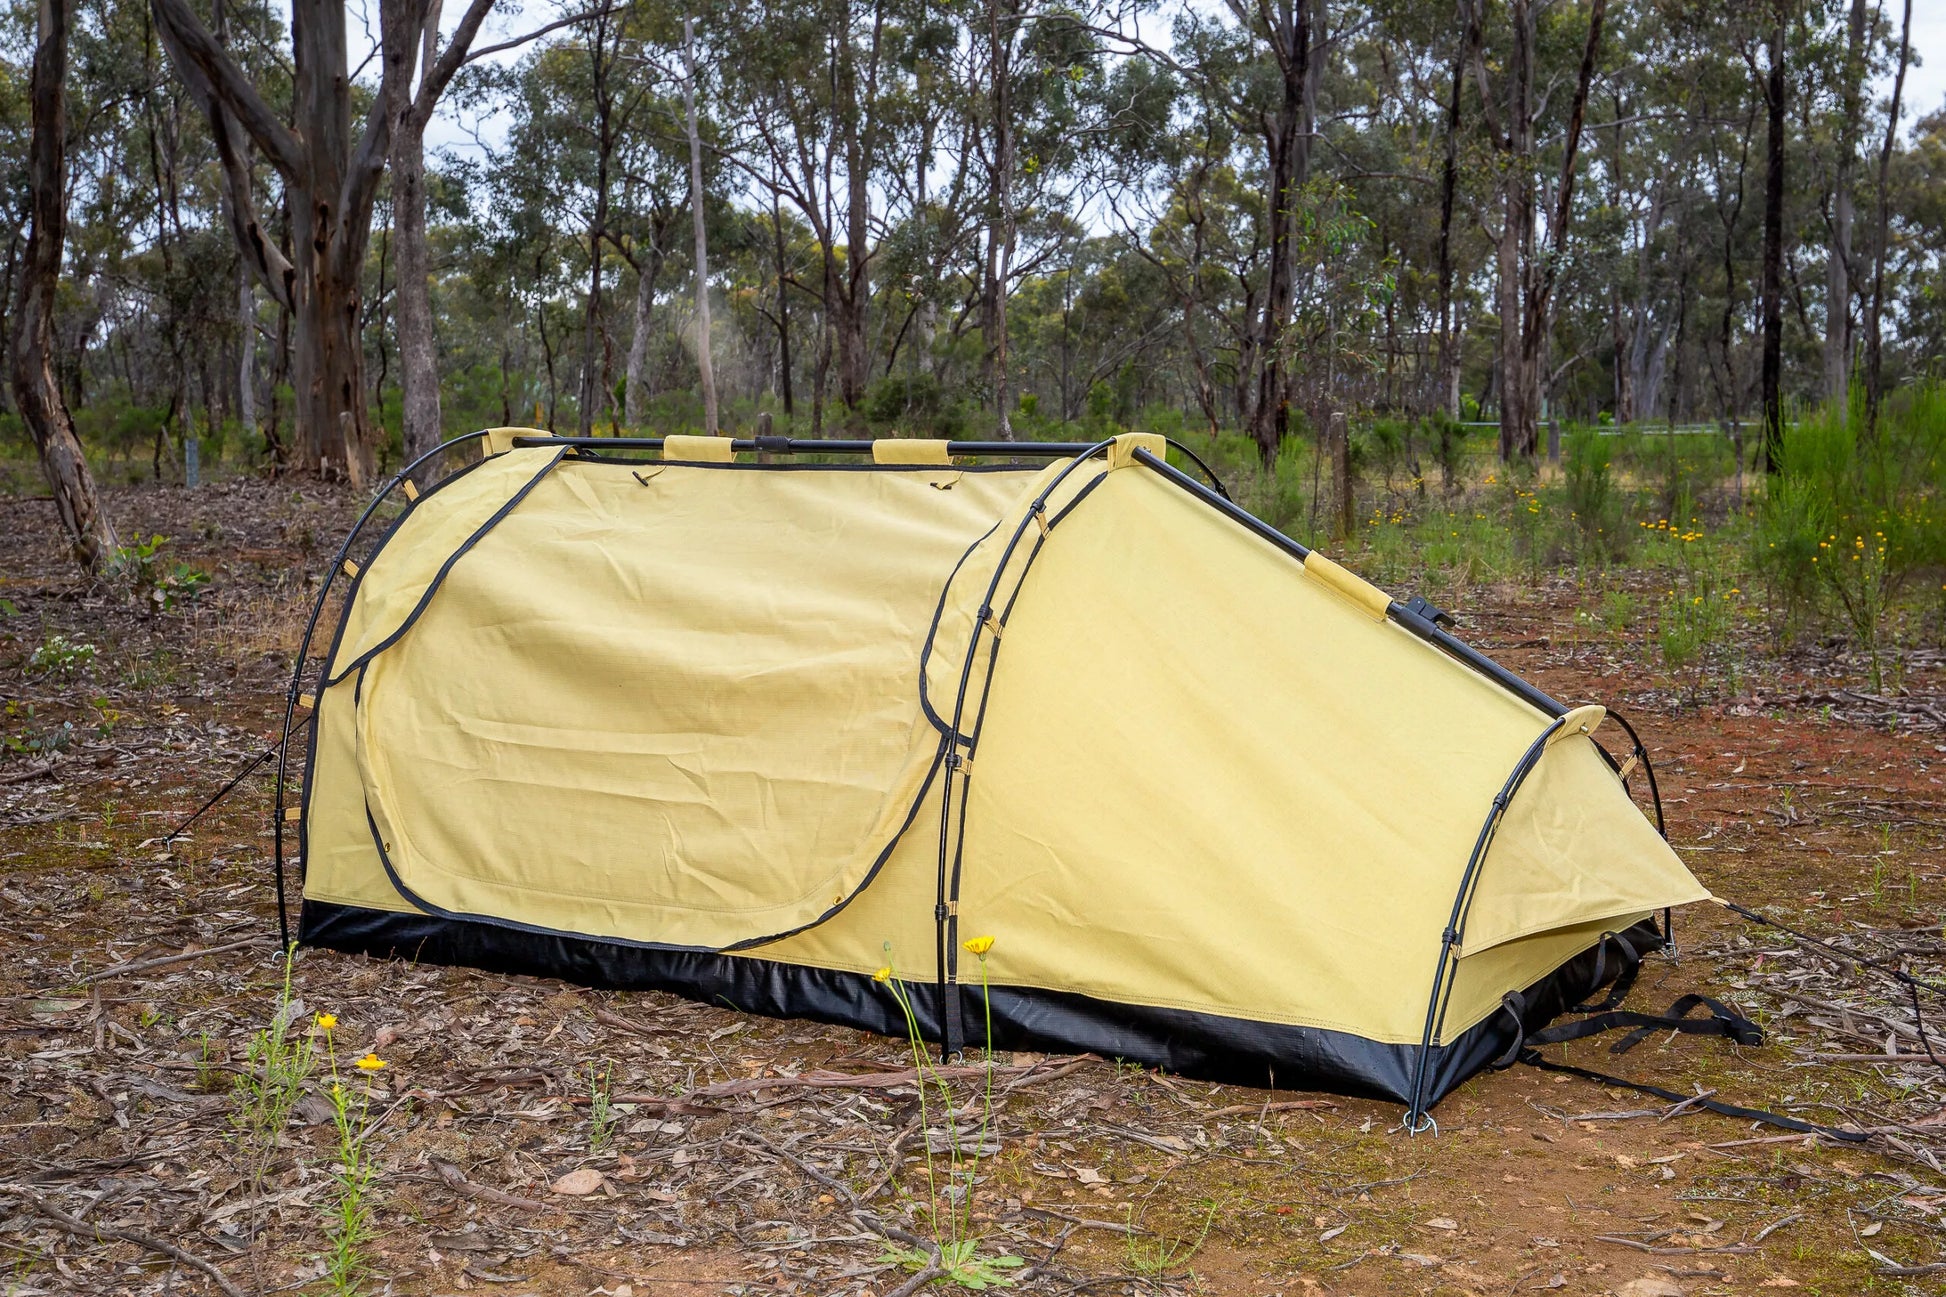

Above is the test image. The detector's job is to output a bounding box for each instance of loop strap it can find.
[1569,930,1641,1014]
[1528,992,1763,1056]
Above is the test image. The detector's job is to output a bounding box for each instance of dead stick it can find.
[79,937,269,984]
[8,1187,247,1297]
[430,1158,547,1213]
[886,1265,944,1297]
[1204,1098,1338,1118]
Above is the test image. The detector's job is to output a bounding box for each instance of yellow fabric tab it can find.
[1546,704,1606,747]
[401,479,420,502]
[484,427,549,456]
[341,558,360,580]
[872,439,952,466]
[1302,552,1391,620]
[1108,432,1166,468]
[284,806,302,822]
[298,693,316,712]
[664,434,735,463]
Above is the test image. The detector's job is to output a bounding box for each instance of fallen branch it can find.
[79,936,270,984]
[6,1187,247,1297]
[430,1158,548,1213]
[1204,1098,1338,1118]
[1595,1234,1757,1256]
[0,759,61,785]
[689,1053,1099,1100]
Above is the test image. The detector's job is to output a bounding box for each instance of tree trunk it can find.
[1514,0,1603,455]
[1863,0,1911,437]
[1434,19,1466,421]
[1824,0,1867,405]
[393,102,441,463]
[152,0,442,483]
[683,17,718,436]
[1249,0,1312,464]
[983,0,1018,438]
[625,245,661,429]
[578,7,614,437]
[12,0,117,574]
[237,266,258,441]
[1758,12,1787,471]
[770,192,793,417]
[391,0,494,466]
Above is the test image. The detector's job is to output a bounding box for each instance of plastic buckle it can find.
[1403,594,1455,627]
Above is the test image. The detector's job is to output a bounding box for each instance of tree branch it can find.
[149,0,305,177]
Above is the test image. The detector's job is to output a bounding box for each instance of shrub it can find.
[1563,428,1627,561]
[1753,383,1946,691]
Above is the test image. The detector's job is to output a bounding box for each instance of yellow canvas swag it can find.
[293,430,1709,1114]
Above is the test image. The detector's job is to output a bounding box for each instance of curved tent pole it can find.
[272,430,493,951]
[1129,448,1569,719]
[1402,717,1567,1132]
[931,438,1121,1057]
[513,433,1232,500]
[1598,707,1672,951]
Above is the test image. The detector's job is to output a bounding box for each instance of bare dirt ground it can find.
[2,476,1943,1297]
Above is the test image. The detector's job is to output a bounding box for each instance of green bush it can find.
[1563,428,1626,560]
[1752,383,1946,690]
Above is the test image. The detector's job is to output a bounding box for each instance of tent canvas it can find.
[292,429,1709,1119]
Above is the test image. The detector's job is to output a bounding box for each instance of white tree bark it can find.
[684,16,718,435]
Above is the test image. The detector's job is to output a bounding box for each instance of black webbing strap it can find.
[1518,1049,1870,1142]
[1528,992,1764,1055]
[1494,987,1870,1143]
[1568,930,1641,1014]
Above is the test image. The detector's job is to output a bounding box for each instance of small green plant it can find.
[874,938,1023,1289]
[1123,1199,1220,1276]
[316,1014,386,1295]
[231,952,314,1194]
[105,534,211,611]
[195,1030,220,1091]
[586,1060,616,1154]
[27,634,96,675]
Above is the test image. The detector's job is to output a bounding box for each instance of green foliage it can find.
[1563,428,1626,560]
[316,1017,382,1295]
[232,955,315,1197]
[1753,384,1946,690]
[27,634,97,675]
[586,1060,616,1154]
[106,534,210,611]
[3,700,77,759]
[874,942,1022,1288]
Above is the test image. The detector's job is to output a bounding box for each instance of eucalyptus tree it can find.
[12,0,117,572]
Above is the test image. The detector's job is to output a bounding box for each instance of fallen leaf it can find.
[1319,1225,1347,1242]
[1860,1222,1883,1237]
[1074,1166,1106,1185]
[1424,1217,1458,1231]
[549,1167,604,1196]
[1758,1279,1800,1289]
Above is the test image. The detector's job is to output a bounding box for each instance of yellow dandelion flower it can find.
[354,1053,387,1071]
[964,935,995,957]
[315,1013,338,1031]
[872,966,892,984]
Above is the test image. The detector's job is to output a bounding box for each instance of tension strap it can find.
[1519,1050,1869,1143]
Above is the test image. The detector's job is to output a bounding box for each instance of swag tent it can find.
[287,429,1710,1122]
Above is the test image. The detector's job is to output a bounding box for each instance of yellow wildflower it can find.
[315,1013,338,1031]
[354,1053,387,1071]
[873,966,892,984]
[964,935,995,957]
